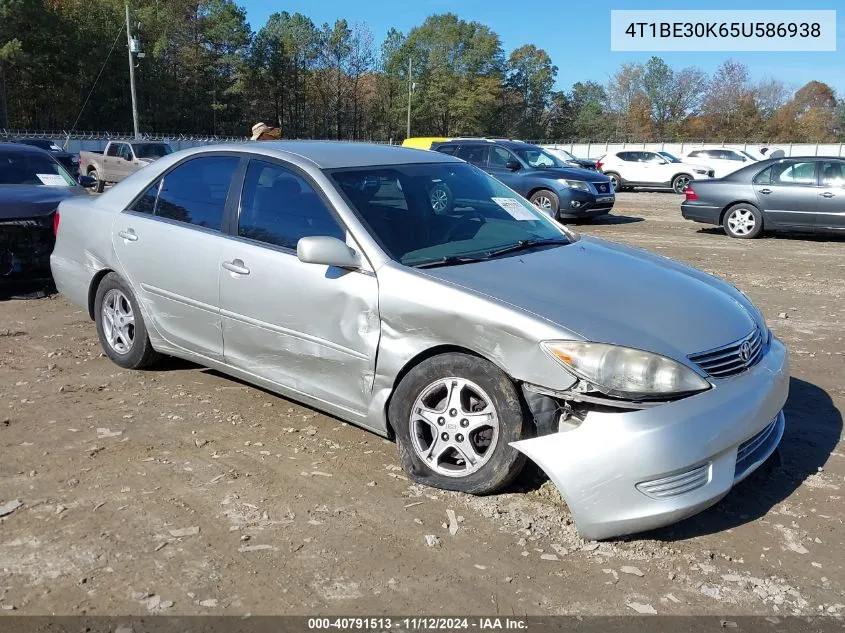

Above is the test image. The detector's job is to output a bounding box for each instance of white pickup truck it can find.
[79,140,173,192]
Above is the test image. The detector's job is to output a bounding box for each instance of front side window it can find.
[153,156,237,230]
[820,161,845,188]
[106,144,122,157]
[118,144,133,161]
[511,147,562,168]
[488,146,516,169]
[238,160,345,250]
[329,162,572,267]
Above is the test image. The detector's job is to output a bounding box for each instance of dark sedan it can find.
[15,138,80,176]
[682,156,845,238]
[0,143,92,286]
[432,139,614,221]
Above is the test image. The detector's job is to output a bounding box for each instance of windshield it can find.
[0,150,76,186]
[133,143,173,159]
[740,151,758,161]
[329,162,572,267]
[511,147,566,169]
[658,152,682,163]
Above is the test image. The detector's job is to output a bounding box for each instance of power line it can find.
[66,22,126,148]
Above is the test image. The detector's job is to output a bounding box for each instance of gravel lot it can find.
[1,191,843,616]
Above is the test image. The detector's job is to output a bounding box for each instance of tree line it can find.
[1,0,844,143]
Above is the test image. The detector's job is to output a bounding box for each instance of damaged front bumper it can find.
[0,216,55,281]
[511,336,789,540]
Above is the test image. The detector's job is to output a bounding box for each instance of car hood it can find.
[681,160,714,172]
[531,167,608,181]
[0,185,84,220]
[419,236,756,361]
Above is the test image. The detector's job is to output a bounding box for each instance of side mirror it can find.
[77,174,97,188]
[297,236,361,269]
[505,159,521,171]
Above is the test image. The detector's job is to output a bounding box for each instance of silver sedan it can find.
[51,142,789,540]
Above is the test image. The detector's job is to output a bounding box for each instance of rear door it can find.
[218,158,379,416]
[817,160,845,230]
[753,160,819,228]
[112,154,240,360]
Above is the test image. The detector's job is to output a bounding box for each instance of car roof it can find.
[436,139,539,150]
[200,141,461,169]
[0,142,49,154]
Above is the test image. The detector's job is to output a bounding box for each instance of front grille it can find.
[593,182,611,194]
[636,463,710,499]
[734,413,784,481]
[688,327,764,378]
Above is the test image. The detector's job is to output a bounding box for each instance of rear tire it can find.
[390,353,527,495]
[94,272,161,369]
[89,169,104,193]
[529,190,559,219]
[605,172,622,191]
[722,203,763,239]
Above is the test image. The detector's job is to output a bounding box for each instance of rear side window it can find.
[435,145,458,156]
[688,150,702,158]
[153,156,238,230]
[130,181,161,214]
[616,152,633,161]
[456,145,488,167]
[237,159,345,250]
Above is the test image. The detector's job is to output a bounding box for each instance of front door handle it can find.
[820,191,835,198]
[759,188,772,194]
[118,229,138,242]
[222,259,250,275]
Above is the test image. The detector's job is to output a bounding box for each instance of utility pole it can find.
[406,57,412,139]
[125,2,140,139]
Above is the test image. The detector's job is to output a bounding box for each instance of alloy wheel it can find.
[101,288,135,354]
[727,208,756,236]
[409,377,500,477]
[429,185,449,212]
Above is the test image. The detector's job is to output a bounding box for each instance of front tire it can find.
[605,171,622,191]
[672,173,693,194]
[723,203,763,239]
[390,353,527,494]
[94,273,161,369]
[529,190,559,218]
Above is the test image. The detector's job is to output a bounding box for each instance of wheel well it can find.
[719,201,761,226]
[383,344,501,437]
[87,269,113,320]
[527,186,556,200]
[672,172,693,180]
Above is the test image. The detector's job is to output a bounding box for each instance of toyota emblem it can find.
[739,341,752,363]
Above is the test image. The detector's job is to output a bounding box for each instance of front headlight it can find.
[556,179,590,192]
[693,168,707,175]
[542,341,711,399]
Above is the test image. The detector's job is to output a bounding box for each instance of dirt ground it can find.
[1,191,843,617]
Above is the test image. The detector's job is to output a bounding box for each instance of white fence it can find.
[541,142,845,160]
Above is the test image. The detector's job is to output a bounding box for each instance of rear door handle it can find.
[222,259,250,275]
[759,188,772,194]
[118,229,138,242]
[821,191,835,198]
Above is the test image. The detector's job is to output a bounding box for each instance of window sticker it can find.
[36,174,68,187]
[491,197,538,221]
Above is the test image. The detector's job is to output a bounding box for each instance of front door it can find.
[486,146,524,193]
[817,160,845,230]
[112,154,240,360]
[219,158,380,416]
[753,160,819,228]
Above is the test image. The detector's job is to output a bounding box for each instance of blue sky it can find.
[238,0,844,95]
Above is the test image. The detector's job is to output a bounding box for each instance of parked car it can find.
[432,139,614,220]
[15,138,80,176]
[79,140,173,192]
[681,148,759,179]
[543,147,598,171]
[597,150,714,193]
[51,141,788,540]
[0,143,95,287]
[682,156,845,239]
[401,137,452,150]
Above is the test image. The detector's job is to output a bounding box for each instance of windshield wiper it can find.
[412,254,492,269]
[486,238,569,258]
